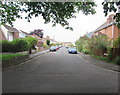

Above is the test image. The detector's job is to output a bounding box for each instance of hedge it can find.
[10,39,29,52]
[0,40,12,52]
[1,37,37,53]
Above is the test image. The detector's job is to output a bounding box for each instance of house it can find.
[85,32,94,39]
[0,25,29,41]
[45,36,58,45]
[42,38,49,45]
[93,14,120,40]
[50,39,57,44]
[29,34,43,49]
[62,42,73,46]
[0,25,19,41]
[18,30,29,38]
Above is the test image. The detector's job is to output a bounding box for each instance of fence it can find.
[113,48,120,56]
[94,48,120,57]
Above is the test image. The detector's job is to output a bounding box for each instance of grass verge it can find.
[0,53,27,61]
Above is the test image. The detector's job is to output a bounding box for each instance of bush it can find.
[113,36,120,48]
[23,37,38,48]
[46,40,50,46]
[1,37,37,53]
[89,36,110,56]
[10,38,29,52]
[1,40,13,52]
[114,56,120,65]
[81,49,89,54]
[76,45,83,52]
[107,47,114,61]
[42,43,48,47]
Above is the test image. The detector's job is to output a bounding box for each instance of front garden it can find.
[75,36,120,65]
[0,36,38,68]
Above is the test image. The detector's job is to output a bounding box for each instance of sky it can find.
[13,0,113,43]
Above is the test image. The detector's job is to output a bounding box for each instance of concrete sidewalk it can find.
[78,52,120,72]
[30,50,49,58]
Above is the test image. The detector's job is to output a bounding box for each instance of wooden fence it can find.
[113,48,120,56]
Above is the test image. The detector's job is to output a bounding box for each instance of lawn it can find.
[0,53,27,60]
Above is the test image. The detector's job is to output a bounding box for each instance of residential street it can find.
[3,47,118,93]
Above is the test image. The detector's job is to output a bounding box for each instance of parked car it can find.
[66,46,69,48]
[58,45,62,48]
[55,46,59,50]
[50,46,57,51]
[68,47,77,54]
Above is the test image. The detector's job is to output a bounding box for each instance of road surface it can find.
[2,47,118,93]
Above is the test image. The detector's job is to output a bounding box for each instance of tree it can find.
[46,40,50,46]
[102,1,120,28]
[0,1,96,30]
[29,29,44,38]
[0,1,119,29]
[24,36,38,54]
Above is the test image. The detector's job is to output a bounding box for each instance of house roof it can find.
[3,25,19,32]
[85,32,94,38]
[29,34,41,40]
[93,14,116,33]
[94,22,116,33]
[19,30,29,35]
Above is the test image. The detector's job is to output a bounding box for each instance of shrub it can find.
[75,37,88,52]
[42,43,48,47]
[46,40,50,46]
[77,45,83,52]
[23,37,38,48]
[114,56,120,65]
[82,40,91,54]
[81,49,89,54]
[89,36,110,56]
[1,40,13,52]
[113,36,120,48]
[10,38,29,52]
[107,47,114,61]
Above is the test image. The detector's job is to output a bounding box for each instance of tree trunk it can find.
[28,48,32,54]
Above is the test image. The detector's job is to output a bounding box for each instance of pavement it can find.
[30,50,49,58]
[78,52,120,72]
[2,47,119,93]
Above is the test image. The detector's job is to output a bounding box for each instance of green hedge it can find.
[1,37,37,53]
[0,40,12,52]
[10,39,29,52]
[24,37,38,48]
[114,56,120,65]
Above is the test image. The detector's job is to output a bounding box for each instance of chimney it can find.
[107,14,115,24]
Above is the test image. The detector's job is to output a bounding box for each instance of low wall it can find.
[2,54,29,68]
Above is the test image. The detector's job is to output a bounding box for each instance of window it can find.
[8,32,13,41]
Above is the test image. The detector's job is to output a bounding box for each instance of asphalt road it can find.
[2,47,118,93]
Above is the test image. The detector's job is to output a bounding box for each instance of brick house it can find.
[93,14,120,40]
[0,25,28,41]
[0,25,19,41]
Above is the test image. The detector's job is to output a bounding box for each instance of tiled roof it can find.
[94,14,116,33]
[3,25,19,32]
[30,34,41,39]
[94,22,116,33]
[85,32,94,38]
[20,30,29,35]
